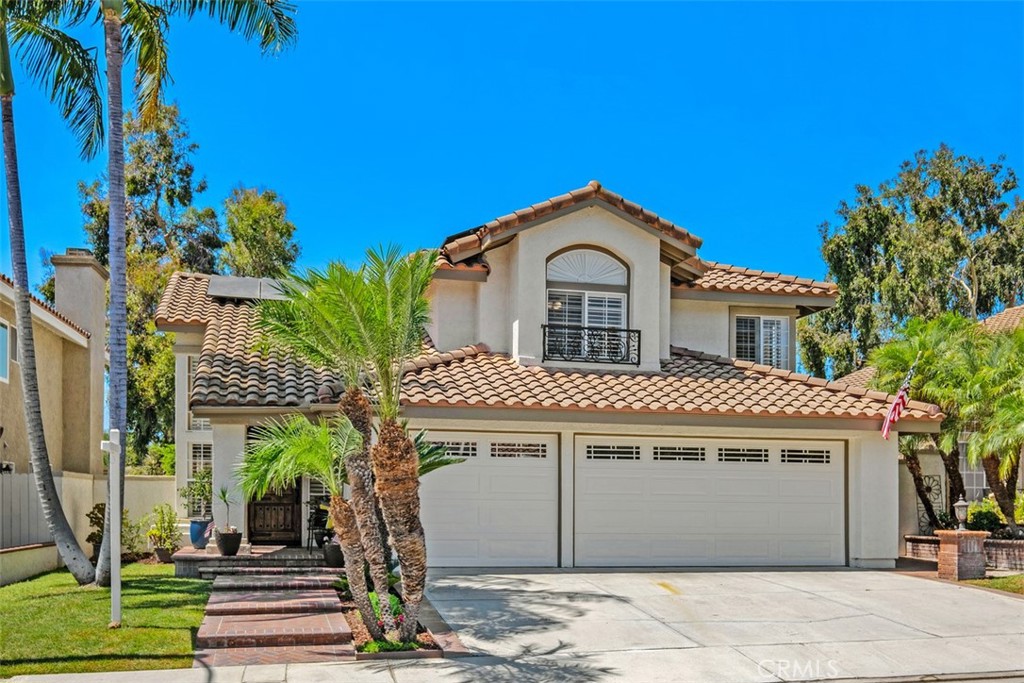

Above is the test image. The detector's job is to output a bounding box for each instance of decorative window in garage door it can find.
[652,445,705,462]
[431,441,478,458]
[585,444,641,461]
[718,446,769,463]
[781,448,831,464]
[491,442,548,458]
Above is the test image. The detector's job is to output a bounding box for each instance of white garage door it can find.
[575,436,845,566]
[419,432,559,567]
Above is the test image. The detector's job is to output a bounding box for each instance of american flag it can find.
[881,358,918,440]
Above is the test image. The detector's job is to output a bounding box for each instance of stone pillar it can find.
[935,530,990,580]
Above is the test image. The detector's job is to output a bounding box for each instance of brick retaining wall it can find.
[905,535,1024,571]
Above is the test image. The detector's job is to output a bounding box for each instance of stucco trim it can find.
[672,288,835,310]
[0,283,89,347]
[433,268,489,282]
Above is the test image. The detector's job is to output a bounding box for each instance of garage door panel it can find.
[575,437,845,567]
[420,433,558,567]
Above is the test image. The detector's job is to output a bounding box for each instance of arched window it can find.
[544,249,635,364]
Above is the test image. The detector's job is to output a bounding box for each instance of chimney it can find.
[51,249,108,474]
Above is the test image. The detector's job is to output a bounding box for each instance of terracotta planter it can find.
[216,531,242,557]
[153,547,174,563]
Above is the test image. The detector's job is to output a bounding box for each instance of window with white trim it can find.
[186,443,213,516]
[735,315,790,370]
[186,356,211,431]
[0,319,9,383]
[959,454,988,502]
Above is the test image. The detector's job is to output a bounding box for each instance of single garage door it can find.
[574,436,844,566]
[419,432,559,567]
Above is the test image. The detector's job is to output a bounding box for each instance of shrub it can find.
[358,639,418,653]
[967,498,1005,533]
[84,504,150,559]
[1016,491,1024,525]
[935,510,956,530]
[178,468,212,518]
[147,503,181,552]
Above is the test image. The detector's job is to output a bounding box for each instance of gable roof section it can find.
[0,273,90,340]
[155,272,218,328]
[833,365,878,390]
[438,180,703,277]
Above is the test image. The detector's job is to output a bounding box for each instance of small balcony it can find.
[542,324,641,366]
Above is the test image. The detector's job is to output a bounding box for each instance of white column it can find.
[212,424,247,541]
[559,430,575,568]
[848,434,899,568]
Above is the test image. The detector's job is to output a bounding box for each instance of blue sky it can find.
[3,1,1022,287]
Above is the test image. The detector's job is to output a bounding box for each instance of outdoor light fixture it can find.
[953,495,969,530]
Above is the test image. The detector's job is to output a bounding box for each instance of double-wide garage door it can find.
[419,432,844,567]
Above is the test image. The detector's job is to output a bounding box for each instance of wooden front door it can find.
[248,486,302,546]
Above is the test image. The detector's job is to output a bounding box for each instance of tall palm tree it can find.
[0,0,104,585]
[256,268,398,633]
[326,246,437,642]
[95,0,298,585]
[238,415,384,640]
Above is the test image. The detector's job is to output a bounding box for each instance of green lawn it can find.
[0,563,210,679]
[965,574,1024,595]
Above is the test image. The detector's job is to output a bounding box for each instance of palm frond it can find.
[411,429,465,477]
[122,0,170,125]
[9,14,104,158]
[171,0,297,53]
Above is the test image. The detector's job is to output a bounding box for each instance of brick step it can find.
[200,566,342,577]
[193,643,355,667]
[196,612,352,648]
[206,589,343,615]
[197,559,328,568]
[212,574,341,591]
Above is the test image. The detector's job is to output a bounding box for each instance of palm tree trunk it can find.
[0,25,95,583]
[329,495,385,641]
[371,419,426,643]
[904,451,941,530]
[338,387,396,634]
[1003,451,1020,517]
[936,444,966,516]
[96,1,128,587]
[981,454,1019,533]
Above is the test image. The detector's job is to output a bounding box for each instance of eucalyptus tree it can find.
[0,0,103,585]
[95,0,298,586]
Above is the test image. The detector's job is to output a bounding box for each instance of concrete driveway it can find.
[423,568,1024,682]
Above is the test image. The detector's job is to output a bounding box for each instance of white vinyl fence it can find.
[0,473,57,549]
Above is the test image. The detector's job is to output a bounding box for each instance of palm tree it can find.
[331,246,437,642]
[238,415,464,640]
[238,415,384,640]
[256,266,399,633]
[95,0,298,585]
[0,0,104,585]
[871,313,977,520]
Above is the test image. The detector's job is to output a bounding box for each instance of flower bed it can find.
[905,535,1024,571]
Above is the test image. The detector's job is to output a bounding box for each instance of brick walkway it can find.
[194,572,355,667]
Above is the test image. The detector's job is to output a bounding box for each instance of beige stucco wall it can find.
[847,434,900,568]
[671,299,730,356]
[898,451,947,544]
[476,242,512,353]
[0,543,59,586]
[92,474,177,524]
[429,279,479,351]
[60,471,97,550]
[0,300,67,474]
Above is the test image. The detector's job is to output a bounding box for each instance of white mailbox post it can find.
[100,429,122,627]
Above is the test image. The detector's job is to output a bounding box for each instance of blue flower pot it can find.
[190,518,213,549]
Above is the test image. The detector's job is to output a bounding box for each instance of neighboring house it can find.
[156,181,942,569]
[838,303,1024,539]
[0,250,107,584]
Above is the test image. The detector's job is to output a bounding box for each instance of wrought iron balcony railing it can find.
[542,324,641,366]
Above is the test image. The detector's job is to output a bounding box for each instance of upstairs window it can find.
[735,315,790,369]
[544,249,637,364]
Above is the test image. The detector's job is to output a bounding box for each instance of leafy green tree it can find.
[221,187,300,277]
[801,144,1023,378]
[0,0,103,585]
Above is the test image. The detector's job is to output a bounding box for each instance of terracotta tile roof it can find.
[192,301,336,407]
[440,180,702,264]
[834,365,877,390]
[980,304,1024,334]
[677,262,838,298]
[0,273,90,338]
[399,345,940,423]
[155,272,218,327]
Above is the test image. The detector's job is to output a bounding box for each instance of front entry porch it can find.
[248,486,303,547]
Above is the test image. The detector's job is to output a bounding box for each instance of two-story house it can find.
[156,181,941,569]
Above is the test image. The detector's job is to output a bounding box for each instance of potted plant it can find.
[213,486,242,556]
[147,503,181,562]
[178,468,214,549]
[323,533,344,567]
